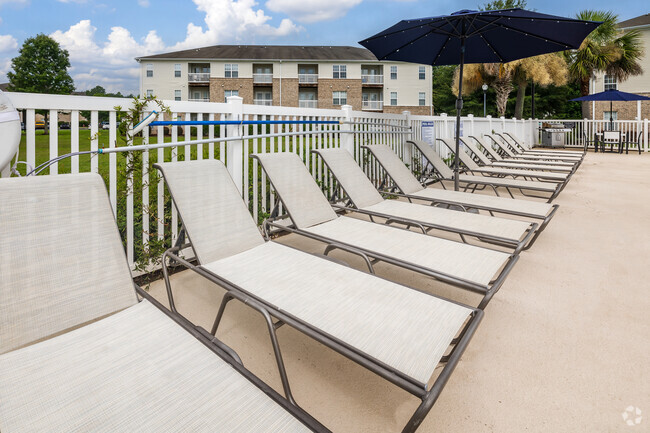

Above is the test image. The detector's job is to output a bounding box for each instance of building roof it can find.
[136,45,378,62]
[619,14,650,28]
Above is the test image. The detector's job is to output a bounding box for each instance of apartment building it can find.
[136,45,432,114]
[589,14,650,120]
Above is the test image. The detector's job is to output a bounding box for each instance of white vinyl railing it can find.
[362,75,384,84]
[298,74,318,84]
[253,73,273,84]
[299,100,318,108]
[362,101,383,110]
[188,98,209,102]
[188,73,210,82]
[4,91,647,273]
[253,99,273,106]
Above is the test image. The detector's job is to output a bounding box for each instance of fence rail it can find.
[3,91,647,274]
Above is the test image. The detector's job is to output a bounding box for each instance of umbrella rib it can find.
[479,33,506,63]
[360,19,457,42]
[375,27,452,61]
[472,16,575,49]
[431,34,453,65]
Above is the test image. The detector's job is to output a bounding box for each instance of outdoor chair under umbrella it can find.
[360,8,600,191]
[571,88,650,130]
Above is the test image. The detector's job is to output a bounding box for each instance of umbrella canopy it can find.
[571,89,650,129]
[360,8,600,190]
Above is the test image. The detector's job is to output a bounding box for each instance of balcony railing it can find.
[299,100,318,108]
[254,99,273,106]
[298,74,318,84]
[361,75,383,84]
[253,73,273,84]
[188,98,210,102]
[362,101,383,110]
[188,73,210,82]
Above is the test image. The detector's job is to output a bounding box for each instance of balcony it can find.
[362,101,383,110]
[253,74,273,84]
[188,98,210,102]
[299,74,318,84]
[299,100,318,108]
[188,73,210,83]
[254,99,273,106]
[361,75,383,85]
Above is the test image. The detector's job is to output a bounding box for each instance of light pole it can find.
[482,84,488,117]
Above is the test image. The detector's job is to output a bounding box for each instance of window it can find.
[419,66,426,80]
[418,92,426,106]
[174,64,181,78]
[390,66,397,80]
[390,91,397,106]
[333,65,347,79]
[146,64,153,78]
[225,63,238,78]
[224,90,239,102]
[174,90,181,101]
[603,111,618,121]
[333,91,347,105]
[604,74,617,91]
[146,89,153,97]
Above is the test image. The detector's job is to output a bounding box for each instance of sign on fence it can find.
[421,121,435,144]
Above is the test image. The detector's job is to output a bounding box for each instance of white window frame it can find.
[146,63,153,78]
[224,90,239,102]
[418,92,426,106]
[418,66,426,80]
[225,63,239,78]
[603,111,618,121]
[333,65,347,79]
[604,74,617,91]
[174,64,181,78]
[333,91,347,105]
[174,90,181,101]
[390,91,397,106]
[146,89,153,97]
[390,66,397,80]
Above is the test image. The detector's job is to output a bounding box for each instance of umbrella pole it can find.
[454,37,466,192]
[610,100,613,131]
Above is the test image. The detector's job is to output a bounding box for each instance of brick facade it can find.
[383,105,431,115]
[210,78,254,104]
[317,79,363,110]
[585,93,650,121]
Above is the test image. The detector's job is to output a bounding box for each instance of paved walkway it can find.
[148,151,649,432]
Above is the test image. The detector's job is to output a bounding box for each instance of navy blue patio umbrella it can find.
[571,89,650,130]
[360,8,600,191]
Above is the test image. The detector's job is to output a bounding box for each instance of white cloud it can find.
[0,34,17,52]
[137,0,149,6]
[265,0,362,23]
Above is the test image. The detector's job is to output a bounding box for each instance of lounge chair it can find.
[469,135,576,170]
[438,137,571,183]
[251,152,518,310]
[491,133,583,163]
[504,132,585,157]
[364,142,559,247]
[464,135,574,173]
[154,159,483,432]
[0,173,326,433]
[405,141,564,202]
[314,147,537,252]
[485,134,582,164]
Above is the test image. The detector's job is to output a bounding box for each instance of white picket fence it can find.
[4,91,644,272]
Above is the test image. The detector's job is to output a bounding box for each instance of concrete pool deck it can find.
[148,151,649,432]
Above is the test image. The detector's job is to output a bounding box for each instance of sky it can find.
[0,0,646,95]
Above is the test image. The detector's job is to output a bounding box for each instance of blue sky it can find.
[0,0,646,94]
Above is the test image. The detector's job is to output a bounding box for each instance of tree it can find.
[479,0,527,11]
[511,54,568,119]
[566,10,644,117]
[8,34,75,134]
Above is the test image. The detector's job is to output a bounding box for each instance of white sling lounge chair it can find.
[469,135,576,170]
[251,152,518,310]
[463,135,574,173]
[405,141,564,202]
[365,142,559,247]
[438,137,571,183]
[314,147,537,252]
[487,134,582,164]
[504,132,585,157]
[154,159,483,432]
[0,173,326,433]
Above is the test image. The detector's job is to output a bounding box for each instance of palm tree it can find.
[566,10,644,117]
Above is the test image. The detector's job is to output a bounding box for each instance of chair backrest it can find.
[437,138,480,170]
[313,148,384,209]
[505,133,529,150]
[470,135,502,161]
[253,152,338,229]
[603,130,620,142]
[406,140,454,181]
[0,173,137,354]
[155,160,265,264]
[459,137,492,165]
[497,133,523,152]
[365,144,427,194]
[485,134,517,157]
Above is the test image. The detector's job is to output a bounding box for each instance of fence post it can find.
[340,104,354,154]
[402,110,412,164]
[500,116,506,133]
[468,114,474,136]
[441,113,448,138]
[645,118,649,152]
[226,95,244,194]
[487,115,492,134]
